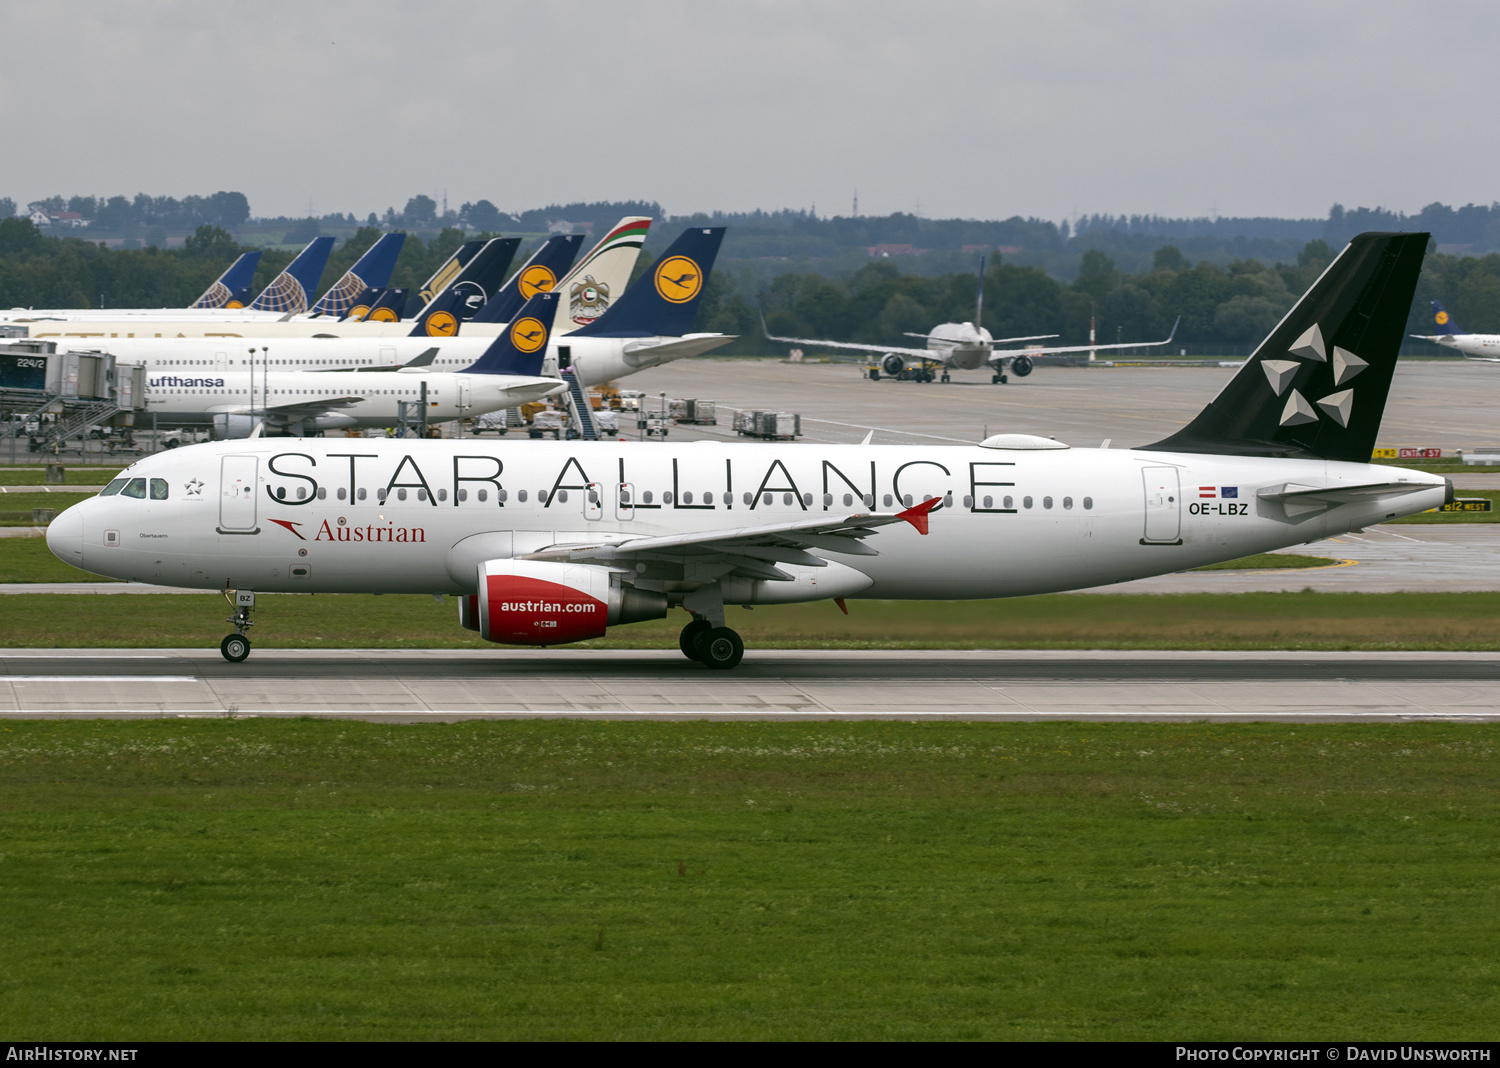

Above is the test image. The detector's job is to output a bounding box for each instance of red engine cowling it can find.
[467,559,666,646]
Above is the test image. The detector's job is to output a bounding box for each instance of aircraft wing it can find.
[761,328,940,360]
[903,331,1059,345]
[622,334,737,360]
[990,317,1180,363]
[214,397,366,419]
[521,500,942,581]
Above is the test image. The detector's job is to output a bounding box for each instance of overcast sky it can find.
[3,1,1494,224]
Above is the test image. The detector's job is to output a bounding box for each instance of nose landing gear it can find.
[220,590,255,662]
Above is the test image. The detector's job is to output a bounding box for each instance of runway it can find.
[3,649,1498,722]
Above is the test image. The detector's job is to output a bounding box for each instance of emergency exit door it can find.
[218,455,259,533]
[1141,465,1181,544]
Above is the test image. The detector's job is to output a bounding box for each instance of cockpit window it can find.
[121,478,147,499]
[100,478,128,496]
[149,478,169,500]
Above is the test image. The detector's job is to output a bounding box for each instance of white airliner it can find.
[144,293,569,438]
[763,256,1180,383]
[1411,300,1500,361]
[48,232,1446,669]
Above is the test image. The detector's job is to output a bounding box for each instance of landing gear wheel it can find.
[940,373,950,383]
[220,634,251,663]
[699,627,744,670]
[679,619,712,661]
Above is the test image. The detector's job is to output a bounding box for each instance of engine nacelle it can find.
[1010,354,1034,378]
[306,414,359,432]
[470,559,666,645]
[881,353,906,376]
[211,414,259,440]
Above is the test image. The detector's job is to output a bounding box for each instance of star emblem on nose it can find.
[185,478,203,497]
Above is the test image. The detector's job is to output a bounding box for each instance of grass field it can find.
[0,537,118,582]
[0,492,94,524]
[2,589,1499,650]
[1,719,1496,1040]
[0,467,122,486]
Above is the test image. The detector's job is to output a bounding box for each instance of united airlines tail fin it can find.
[413,239,486,311]
[549,216,653,333]
[409,286,468,337]
[570,226,725,338]
[469,234,584,324]
[408,237,521,323]
[189,251,262,309]
[1142,231,1429,463]
[308,232,406,317]
[360,288,410,323]
[249,236,335,314]
[461,291,560,376]
[1431,300,1467,335]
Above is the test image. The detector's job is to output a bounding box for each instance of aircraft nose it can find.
[46,504,85,566]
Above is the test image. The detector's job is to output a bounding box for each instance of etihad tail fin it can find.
[550,216,653,333]
[461,291,560,376]
[1142,231,1429,463]
[189,251,262,309]
[309,232,406,317]
[470,234,584,324]
[249,236,335,314]
[570,226,725,338]
[360,288,410,323]
[1431,299,1467,335]
[409,286,467,337]
[408,237,520,323]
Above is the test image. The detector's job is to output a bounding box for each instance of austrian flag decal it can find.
[1198,486,1238,499]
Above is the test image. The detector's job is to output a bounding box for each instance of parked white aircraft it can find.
[764,256,1179,383]
[48,232,1446,669]
[1411,300,1500,361]
[142,293,568,437]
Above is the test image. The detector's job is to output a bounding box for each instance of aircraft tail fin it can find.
[409,286,467,337]
[461,291,560,376]
[189,251,262,309]
[409,237,521,323]
[571,226,725,338]
[414,239,485,309]
[249,236,335,314]
[359,288,410,323]
[470,234,584,324]
[309,232,406,317]
[1142,231,1429,463]
[339,287,382,322]
[1431,299,1467,335]
[551,216,653,333]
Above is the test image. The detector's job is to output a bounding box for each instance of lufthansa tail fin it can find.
[461,291,560,376]
[570,226,726,338]
[309,233,406,317]
[339,286,382,322]
[408,237,520,323]
[359,288,409,323]
[189,251,262,309]
[1431,299,1467,335]
[409,286,468,337]
[1142,231,1429,463]
[249,236,335,314]
[470,234,584,324]
[412,239,485,311]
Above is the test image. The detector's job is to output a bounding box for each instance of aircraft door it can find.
[1141,466,1181,544]
[214,351,227,373]
[616,482,635,520]
[218,455,259,534]
[457,376,472,410]
[585,482,604,521]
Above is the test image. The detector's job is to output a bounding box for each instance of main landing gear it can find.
[220,590,255,663]
[678,618,745,670]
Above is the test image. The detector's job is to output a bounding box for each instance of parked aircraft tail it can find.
[570,226,726,338]
[551,217,653,332]
[309,232,406,317]
[1142,231,1429,463]
[409,286,468,337]
[412,239,486,311]
[339,287,382,322]
[189,251,262,309]
[408,237,520,322]
[360,288,410,323]
[1430,299,1467,335]
[249,236,335,314]
[461,292,560,376]
[469,234,584,325]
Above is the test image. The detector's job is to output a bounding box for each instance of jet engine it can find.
[461,559,666,645]
[211,414,258,440]
[881,354,906,377]
[1010,355,1034,377]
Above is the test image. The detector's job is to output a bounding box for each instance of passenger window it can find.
[337,488,346,501]
[843,494,853,507]
[1063,497,1073,510]
[518,489,528,502]
[397,488,407,501]
[149,478,169,500]
[377,489,387,502]
[742,492,752,505]
[824,493,833,507]
[1004,496,1014,509]
[100,478,128,496]
[458,489,468,502]
[1043,496,1053,509]
[883,494,893,507]
[417,489,427,502]
[296,487,307,500]
[642,491,652,504]
[1023,496,1033,509]
[983,496,992,509]
[556,490,568,503]
[682,491,693,504]
[496,489,505,502]
[1083,497,1093,510]
[122,478,146,499]
[802,493,813,507]
[357,488,367,501]
[902,495,913,507]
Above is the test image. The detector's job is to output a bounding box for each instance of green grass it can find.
[0,492,94,524]
[0,467,122,486]
[2,590,1499,650]
[0,537,118,583]
[1192,553,1337,571]
[0,719,1496,1040]
[1393,489,1500,523]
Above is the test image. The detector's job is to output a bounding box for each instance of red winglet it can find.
[895,496,943,535]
